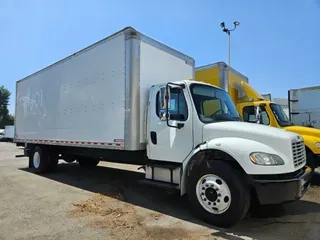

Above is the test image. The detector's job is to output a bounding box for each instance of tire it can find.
[30,146,51,173]
[48,153,59,171]
[187,160,250,228]
[29,146,58,173]
[64,156,76,163]
[77,157,100,167]
[306,150,317,171]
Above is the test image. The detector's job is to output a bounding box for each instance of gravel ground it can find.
[0,142,320,240]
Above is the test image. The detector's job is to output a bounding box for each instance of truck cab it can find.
[145,79,311,227]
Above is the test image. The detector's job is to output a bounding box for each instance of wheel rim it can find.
[196,174,231,214]
[33,152,41,169]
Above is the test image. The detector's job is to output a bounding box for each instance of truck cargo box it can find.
[195,62,261,104]
[288,86,320,128]
[261,93,271,101]
[15,27,195,151]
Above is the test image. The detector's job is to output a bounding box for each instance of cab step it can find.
[139,179,179,190]
[145,161,182,186]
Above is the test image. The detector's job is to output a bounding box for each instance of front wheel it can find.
[187,160,250,228]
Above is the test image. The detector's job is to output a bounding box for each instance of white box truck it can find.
[14,27,312,228]
[288,86,320,129]
[0,129,4,141]
[4,125,14,142]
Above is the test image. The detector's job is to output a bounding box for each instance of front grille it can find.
[292,140,306,168]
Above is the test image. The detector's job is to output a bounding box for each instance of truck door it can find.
[147,86,193,163]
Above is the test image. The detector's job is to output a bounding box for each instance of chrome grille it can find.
[292,140,306,168]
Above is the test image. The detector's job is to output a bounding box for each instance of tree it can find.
[0,85,14,129]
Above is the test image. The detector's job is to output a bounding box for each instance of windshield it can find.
[270,103,292,127]
[190,83,241,123]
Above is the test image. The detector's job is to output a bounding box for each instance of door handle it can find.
[150,131,157,144]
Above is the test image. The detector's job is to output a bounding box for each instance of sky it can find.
[1,0,320,114]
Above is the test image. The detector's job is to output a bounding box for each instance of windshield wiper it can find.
[232,116,242,121]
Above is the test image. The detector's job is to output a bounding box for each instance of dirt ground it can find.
[0,142,320,240]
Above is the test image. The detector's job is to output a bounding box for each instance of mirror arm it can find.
[255,105,261,124]
[165,83,171,128]
[165,83,184,129]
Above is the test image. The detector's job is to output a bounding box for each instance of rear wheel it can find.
[49,154,59,171]
[187,160,250,228]
[77,157,100,167]
[29,146,58,173]
[30,146,50,173]
[64,156,76,163]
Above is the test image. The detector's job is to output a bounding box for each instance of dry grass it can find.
[69,192,199,240]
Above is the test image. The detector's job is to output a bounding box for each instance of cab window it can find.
[202,99,222,116]
[243,106,270,125]
[156,88,188,121]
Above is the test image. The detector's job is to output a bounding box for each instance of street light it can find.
[220,21,240,66]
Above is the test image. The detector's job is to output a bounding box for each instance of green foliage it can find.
[0,85,14,129]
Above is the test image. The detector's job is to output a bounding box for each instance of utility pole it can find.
[220,21,240,66]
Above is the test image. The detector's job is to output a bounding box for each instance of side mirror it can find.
[254,105,262,124]
[159,83,184,129]
[160,86,171,110]
[159,86,171,121]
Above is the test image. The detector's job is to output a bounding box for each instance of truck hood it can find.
[284,126,320,154]
[203,121,301,146]
[284,125,320,137]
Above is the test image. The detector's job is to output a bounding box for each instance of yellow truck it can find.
[195,61,320,170]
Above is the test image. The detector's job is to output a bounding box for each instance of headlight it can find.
[316,142,320,149]
[250,152,285,165]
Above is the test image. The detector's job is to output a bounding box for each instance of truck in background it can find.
[288,86,320,129]
[261,94,289,118]
[261,93,271,101]
[4,125,14,142]
[14,27,311,227]
[0,129,4,141]
[195,61,320,170]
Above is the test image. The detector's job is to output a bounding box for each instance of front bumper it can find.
[251,166,312,205]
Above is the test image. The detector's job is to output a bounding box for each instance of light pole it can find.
[220,21,240,66]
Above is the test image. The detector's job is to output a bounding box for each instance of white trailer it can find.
[0,129,4,140]
[288,86,320,129]
[14,27,311,228]
[4,125,14,141]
